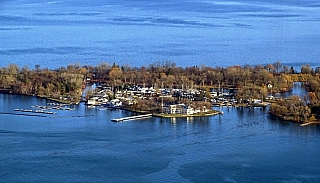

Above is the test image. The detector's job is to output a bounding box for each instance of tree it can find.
[260,85,268,101]
[302,105,311,122]
[270,103,289,118]
[308,92,319,107]
[256,69,273,85]
[301,65,312,74]
[213,70,223,92]
[96,62,110,81]
[273,61,282,74]
[45,83,55,96]
[266,64,275,73]
[283,65,289,74]
[239,67,251,86]
[35,64,40,73]
[290,66,295,74]
[8,64,19,76]
[109,66,123,90]
[287,95,305,122]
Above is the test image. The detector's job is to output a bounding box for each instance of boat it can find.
[111,118,123,122]
[98,107,108,110]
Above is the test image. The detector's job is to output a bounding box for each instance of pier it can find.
[111,114,152,122]
[300,122,320,127]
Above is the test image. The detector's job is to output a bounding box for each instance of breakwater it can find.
[0,112,47,117]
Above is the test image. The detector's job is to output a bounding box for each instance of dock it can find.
[111,114,152,122]
[300,122,320,127]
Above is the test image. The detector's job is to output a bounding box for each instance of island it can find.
[1,62,320,124]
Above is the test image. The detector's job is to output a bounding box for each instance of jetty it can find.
[300,122,320,127]
[111,114,152,122]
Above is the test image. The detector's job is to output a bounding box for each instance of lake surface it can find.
[1,0,320,69]
[1,84,320,182]
[1,0,320,181]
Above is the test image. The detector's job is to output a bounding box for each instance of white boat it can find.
[98,107,108,110]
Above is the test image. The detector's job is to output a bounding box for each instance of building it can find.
[164,104,195,115]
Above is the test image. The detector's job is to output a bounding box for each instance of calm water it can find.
[1,0,320,68]
[1,84,320,182]
[1,1,320,182]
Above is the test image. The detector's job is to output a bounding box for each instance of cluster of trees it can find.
[0,62,313,98]
[90,61,296,92]
[308,76,320,119]
[0,64,86,103]
[270,71,320,123]
[269,95,312,122]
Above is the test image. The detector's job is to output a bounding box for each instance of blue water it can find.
[1,86,320,182]
[1,1,320,182]
[1,0,320,68]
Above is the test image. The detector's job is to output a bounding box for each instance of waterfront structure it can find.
[163,104,208,115]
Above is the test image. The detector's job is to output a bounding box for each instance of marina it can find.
[13,103,75,115]
[1,92,320,182]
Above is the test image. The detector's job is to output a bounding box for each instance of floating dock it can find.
[111,114,152,122]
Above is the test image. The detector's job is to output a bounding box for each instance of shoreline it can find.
[0,91,221,118]
[0,90,81,105]
[120,106,222,118]
[152,111,222,118]
[1,90,318,123]
[269,113,320,126]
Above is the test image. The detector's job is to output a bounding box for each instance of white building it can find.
[164,104,195,115]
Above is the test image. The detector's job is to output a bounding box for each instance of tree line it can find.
[0,64,86,103]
